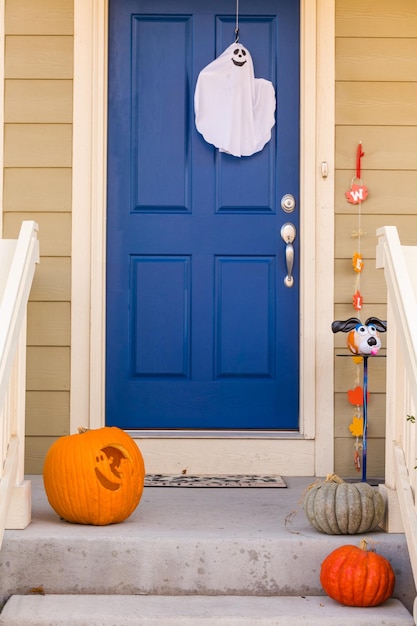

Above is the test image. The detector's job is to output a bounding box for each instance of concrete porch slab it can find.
[0,476,415,615]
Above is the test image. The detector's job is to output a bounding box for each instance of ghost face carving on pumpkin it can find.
[43,426,145,525]
[94,444,133,491]
[232,47,247,67]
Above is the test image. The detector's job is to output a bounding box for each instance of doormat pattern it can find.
[144,474,286,488]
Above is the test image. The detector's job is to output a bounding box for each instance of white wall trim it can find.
[72,0,335,475]
[299,0,317,440]
[314,0,336,475]
[72,0,108,432]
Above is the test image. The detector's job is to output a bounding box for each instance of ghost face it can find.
[232,47,247,67]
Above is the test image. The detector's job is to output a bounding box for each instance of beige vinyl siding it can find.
[335,0,417,478]
[3,0,73,473]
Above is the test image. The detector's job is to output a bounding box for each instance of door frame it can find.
[71,0,335,475]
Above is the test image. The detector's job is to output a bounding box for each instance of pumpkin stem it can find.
[325,473,344,484]
[360,538,376,552]
[77,426,89,434]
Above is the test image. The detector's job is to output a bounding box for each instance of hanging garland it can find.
[346,143,368,472]
[332,151,387,480]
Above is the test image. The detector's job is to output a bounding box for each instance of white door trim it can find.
[71,0,335,475]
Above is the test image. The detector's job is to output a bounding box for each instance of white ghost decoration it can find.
[194,42,276,157]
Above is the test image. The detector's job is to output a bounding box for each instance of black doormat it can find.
[144,474,286,488]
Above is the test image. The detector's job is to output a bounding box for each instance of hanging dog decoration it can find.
[331,317,386,357]
[332,317,387,480]
[194,2,275,157]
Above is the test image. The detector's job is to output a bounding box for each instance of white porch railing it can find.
[0,221,39,549]
[376,225,417,619]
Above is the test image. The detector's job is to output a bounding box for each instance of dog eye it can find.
[367,325,377,336]
[357,325,367,335]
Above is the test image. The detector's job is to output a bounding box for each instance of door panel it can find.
[106,0,300,430]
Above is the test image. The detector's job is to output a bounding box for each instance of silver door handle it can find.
[280,223,296,288]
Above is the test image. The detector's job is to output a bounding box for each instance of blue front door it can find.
[106,0,300,430]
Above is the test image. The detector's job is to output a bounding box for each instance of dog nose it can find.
[368,337,377,346]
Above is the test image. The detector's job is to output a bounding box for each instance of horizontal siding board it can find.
[335,170,417,215]
[336,38,417,81]
[25,436,60,475]
[3,211,71,256]
[5,79,73,123]
[334,259,387,304]
[334,303,387,319]
[5,35,73,78]
[335,215,417,258]
[334,228,378,262]
[336,126,417,170]
[336,83,417,126]
[4,124,72,167]
[30,257,71,301]
[26,391,70,436]
[4,168,72,212]
[334,392,386,438]
[334,437,385,479]
[27,346,70,390]
[27,301,71,346]
[334,349,386,393]
[6,0,73,35]
[334,214,379,259]
[336,0,417,38]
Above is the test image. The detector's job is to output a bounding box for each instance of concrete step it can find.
[0,476,415,617]
[0,594,414,625]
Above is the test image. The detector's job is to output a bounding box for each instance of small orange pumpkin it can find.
[320,539,395,607]
[43,426,145,525]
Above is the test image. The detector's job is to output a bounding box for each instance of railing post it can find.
[378,294,404,532]
[376,226,417,541]
[5,318,31,530]
[0,221,39,540]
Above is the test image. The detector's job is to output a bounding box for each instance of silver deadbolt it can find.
[280,222,296,288]
[281,194,296,213]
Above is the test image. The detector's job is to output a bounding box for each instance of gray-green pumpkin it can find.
[304,474,385,534]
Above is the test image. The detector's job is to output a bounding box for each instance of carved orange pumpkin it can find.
[43,427,145,525]
[320,540,395,607]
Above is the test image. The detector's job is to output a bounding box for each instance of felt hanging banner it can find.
[345,184,368,204]
[194,42,276,157]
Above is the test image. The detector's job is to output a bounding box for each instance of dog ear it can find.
[365,317,387,333]
[331,317,361,333]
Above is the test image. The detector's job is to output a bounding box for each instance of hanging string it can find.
[356,142,364,259]
[356,143,364,272]
[357,191,362,260]
[235,0,240,42]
